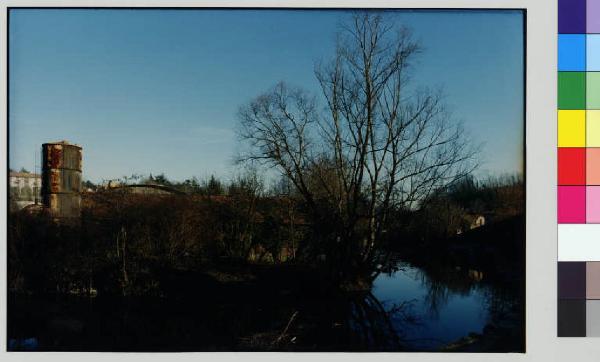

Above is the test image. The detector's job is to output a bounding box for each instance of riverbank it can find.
[8,249,524,352]
[389,215,525,285]
[7,274,387,351]
[7,261,366,351]
[8,211,525,352]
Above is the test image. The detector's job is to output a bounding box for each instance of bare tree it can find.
[238,12,478,278]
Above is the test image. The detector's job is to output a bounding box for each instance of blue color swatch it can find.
[559,34,586,71]
[587,35,600,72]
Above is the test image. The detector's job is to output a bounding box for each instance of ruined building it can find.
[41,141,82,220]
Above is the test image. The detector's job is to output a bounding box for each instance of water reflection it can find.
[346,293,403,350]
[370,259,522,351]
[8,257,522,352]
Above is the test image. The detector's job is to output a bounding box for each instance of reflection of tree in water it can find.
[290,258,522,351]
[410,262,522,351]
[348,293,398,350]
[345,293,418,351]
[421,278,450,319]
[415,265,482,319]
[424,265,522,328]
[479,281,523,331]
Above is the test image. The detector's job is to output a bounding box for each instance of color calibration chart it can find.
[558,0,600,337]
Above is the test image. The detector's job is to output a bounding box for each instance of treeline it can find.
[8,172,307,296]
[391,174,524,244]
[8,172,523,297]
[86,173,278,197]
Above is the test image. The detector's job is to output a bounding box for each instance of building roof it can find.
[43,140,82,148]
[10,172,41,178]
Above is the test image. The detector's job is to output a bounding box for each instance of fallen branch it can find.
[272,311,299,347]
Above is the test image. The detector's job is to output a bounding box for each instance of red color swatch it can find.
[559,148,586,185]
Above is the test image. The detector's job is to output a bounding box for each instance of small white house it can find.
[456,214,486,235]
[9,171,42,210]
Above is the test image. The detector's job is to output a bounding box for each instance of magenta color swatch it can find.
[589,0,600,33]
[588,186,600,223]
[559,186,587,223]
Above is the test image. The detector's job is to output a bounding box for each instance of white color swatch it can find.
[558,224,600,261]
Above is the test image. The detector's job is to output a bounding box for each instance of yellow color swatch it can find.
[588,110,600,147]
[558,110,586,147]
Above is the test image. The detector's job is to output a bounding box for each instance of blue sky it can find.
[9,9,524,183]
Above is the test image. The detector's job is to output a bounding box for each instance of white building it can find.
[9,171,42,210]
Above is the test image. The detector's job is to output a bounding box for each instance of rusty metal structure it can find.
[41,141,82,220]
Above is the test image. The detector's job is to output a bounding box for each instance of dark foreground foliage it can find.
[7,174,524,352]
[8,174,523,297]
[9,190,305,296]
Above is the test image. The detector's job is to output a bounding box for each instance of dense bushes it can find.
[8,173,523,296]
[387,175,524,245]
[8,190,304,296]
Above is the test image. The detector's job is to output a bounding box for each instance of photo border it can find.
[0,0,585,361]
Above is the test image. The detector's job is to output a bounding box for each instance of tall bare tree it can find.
[238,12,477,279]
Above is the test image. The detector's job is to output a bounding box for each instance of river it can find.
[7,258,523,352]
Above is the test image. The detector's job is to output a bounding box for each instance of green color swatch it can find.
[587,72,600,110]
[559,72,586,109]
